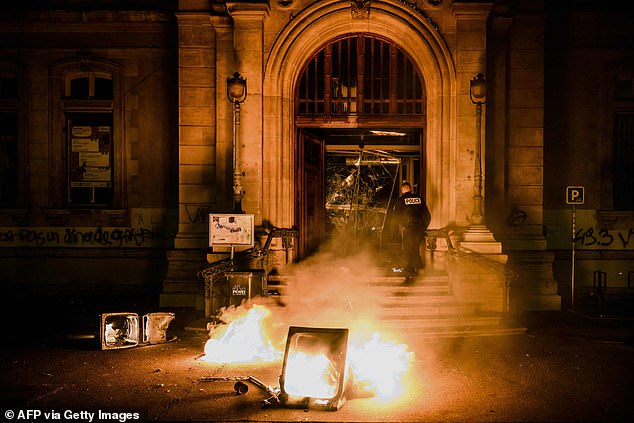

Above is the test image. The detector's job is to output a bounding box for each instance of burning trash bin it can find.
[200,306,414,410]
[202,326,350,410]
[279,326,349,410]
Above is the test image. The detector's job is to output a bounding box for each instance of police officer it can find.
[394,182,431,278]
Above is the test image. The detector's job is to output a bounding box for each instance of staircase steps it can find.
[366,315,508,333]
[266,271,521,337]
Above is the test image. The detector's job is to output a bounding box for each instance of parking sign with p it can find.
[566,186,584,205]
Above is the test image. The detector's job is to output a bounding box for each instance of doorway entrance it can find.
[294,34,427,257]
[297,128,425,257]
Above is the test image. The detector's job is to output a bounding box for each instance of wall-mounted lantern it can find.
[469,73,487,225]
[227,72,247,213]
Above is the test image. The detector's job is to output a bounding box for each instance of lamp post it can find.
[227,72,247,213]
[469,73,487,226]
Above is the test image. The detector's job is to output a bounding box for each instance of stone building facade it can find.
[1,0,632,313]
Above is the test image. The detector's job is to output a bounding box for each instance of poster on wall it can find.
[70,125,112,188]
[209,214,254,248]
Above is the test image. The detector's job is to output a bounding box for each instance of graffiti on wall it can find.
[0,227,165,247]
[545,209,634,250]
[573,227,634,248]
[185,205,211,224]
[0,208,177,248]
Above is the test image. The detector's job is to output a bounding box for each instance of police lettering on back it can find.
[393,181,431,278]
[398,190,428,227]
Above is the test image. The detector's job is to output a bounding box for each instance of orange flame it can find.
[201,304,413,401]
[202,304,282,364]
[284,351,340,398]
[347,332,414,398]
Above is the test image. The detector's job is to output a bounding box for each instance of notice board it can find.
[209,214,254,248]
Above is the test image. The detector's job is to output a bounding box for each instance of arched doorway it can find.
[263,0,457,257]
[295,35,426,257]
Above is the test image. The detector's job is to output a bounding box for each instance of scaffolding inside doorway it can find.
[325,149,401,255]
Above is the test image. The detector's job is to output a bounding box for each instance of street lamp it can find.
[227,72,247,213]
[469,73,487,226]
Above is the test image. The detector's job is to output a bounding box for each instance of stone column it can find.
[161,6,216,308]
[174,12,216,250]
[213,14,234,213]
[448,2,509,315]
[453,2,503,254]
[495,6,560,311]
[486,5,511,237]
[227,2,269,223]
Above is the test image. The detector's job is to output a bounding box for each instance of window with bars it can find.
[296,35,425,117]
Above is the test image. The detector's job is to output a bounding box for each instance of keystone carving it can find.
[351,0,370,19]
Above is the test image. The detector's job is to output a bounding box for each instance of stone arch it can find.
[263,0,456,229]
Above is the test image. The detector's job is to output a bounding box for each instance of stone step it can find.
[378,315,501,329]
[267,274,451,296]
[366,272,449,285]
[379,302,478,318]
[377,281,451,297]
[396,324,527,339]
[384,291,454,302]
[258,272,513,338]
[286,314,508,338]
[202,298,520,340]
[262,296,480,322]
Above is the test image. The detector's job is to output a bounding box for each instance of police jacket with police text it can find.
[395,192,431,228]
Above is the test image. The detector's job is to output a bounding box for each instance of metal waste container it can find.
[208,270,267,316]
[226,270,267,307]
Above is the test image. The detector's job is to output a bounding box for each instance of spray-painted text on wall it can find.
[0,208,176,248]
[573,227,634,249]
[0,227,165,247]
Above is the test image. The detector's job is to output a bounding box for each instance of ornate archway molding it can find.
[263,0,456,229]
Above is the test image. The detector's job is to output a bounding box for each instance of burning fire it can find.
[203,304,282,363]
[284,351,340,398]
[347,332,414,398]
[202,303,414,401]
